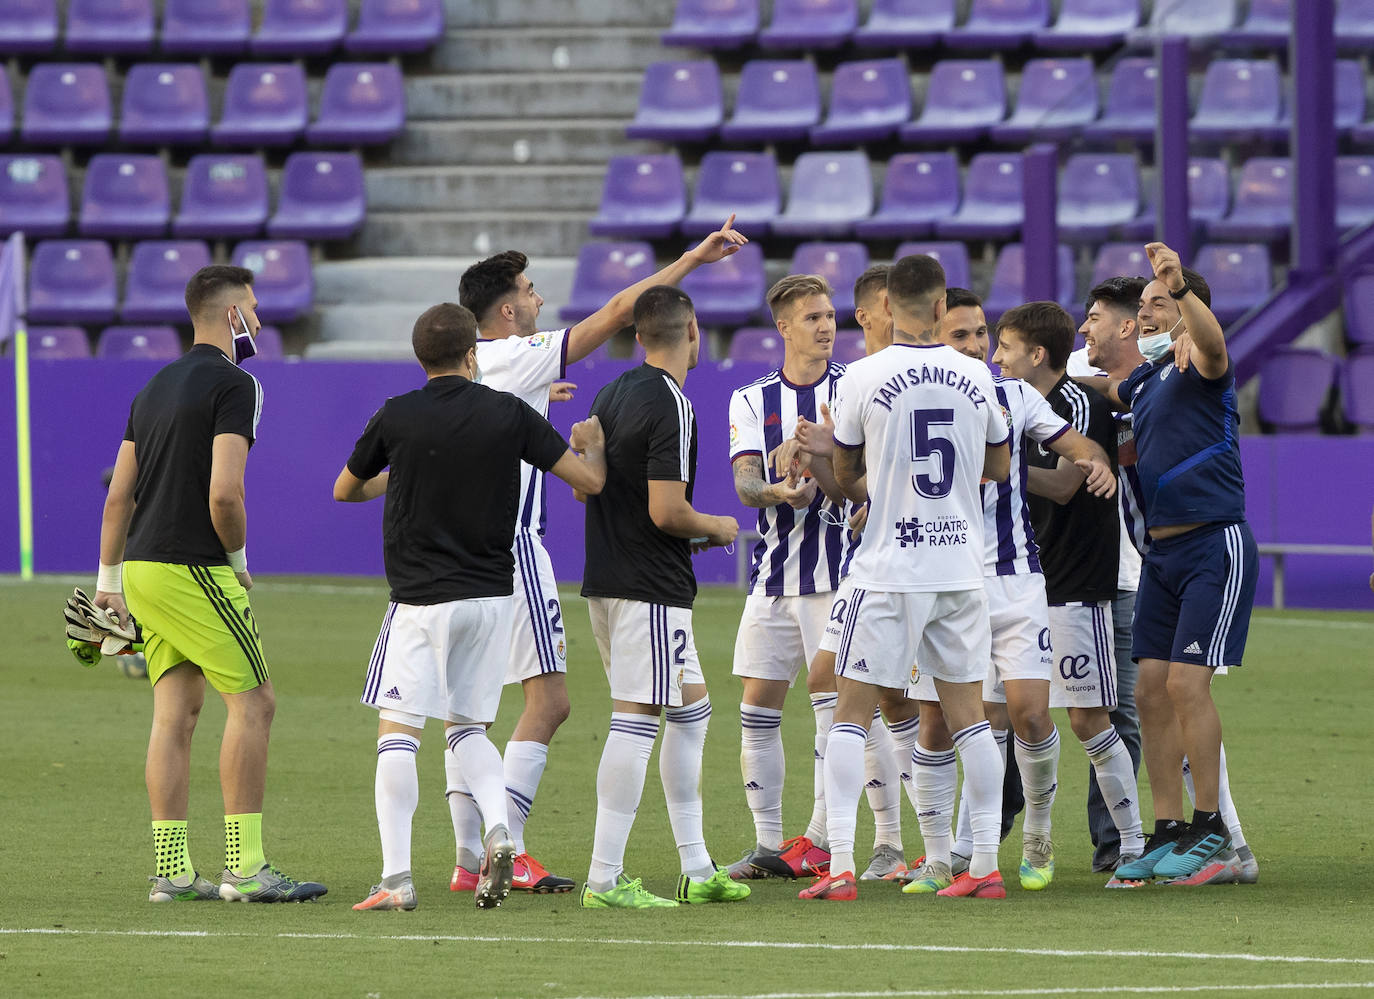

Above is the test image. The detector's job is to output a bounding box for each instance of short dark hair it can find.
[853,264,890,307]
[946,287,982,311]
[458,250,528,324]
[184,265,253,321]
[634,285,695,347]
[1178,265,1211,308]
[997,301,1075,371]
[887,254,946,312]
[1086,275,1147,319]
[412,302,477,373]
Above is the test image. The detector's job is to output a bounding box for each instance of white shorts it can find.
[732,591,834,684]
[818,587,853,655]
[505,533,568,685]
[1048,601,1117,709]
[833,582,990,690]
[588,596,704,707]
[360,596,514,724]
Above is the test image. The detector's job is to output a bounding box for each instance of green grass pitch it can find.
[5,576,1373,998]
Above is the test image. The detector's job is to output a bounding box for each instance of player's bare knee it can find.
[1066,707,1108,742]
[916,701,953,750]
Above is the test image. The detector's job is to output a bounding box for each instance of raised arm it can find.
[1073,374,1128,411]
[554,415,607,498]
[1146,241,1228,380]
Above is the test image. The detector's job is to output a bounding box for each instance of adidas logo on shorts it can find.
[1183,641,1202,655]
[850,659,869,674]
[383,686,402,700]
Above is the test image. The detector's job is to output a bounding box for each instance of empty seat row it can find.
[0,152,366,241]
[26,239,313,324]
[0,0,442,57]
[664,0,1374,53]
[26,323,285,360]
[0,63,405,148]
[629,57,1368,149]
[1258,348,1374,432]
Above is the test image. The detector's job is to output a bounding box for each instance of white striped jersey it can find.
[475,328,569,535]
[984,377,1069,576]
[1067,347,1146,587]
[831,343,1009,592]
[728,363,855,596]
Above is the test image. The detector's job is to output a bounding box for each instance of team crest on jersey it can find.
[729,422,739,447]
[527,332,553,349]
[1001,404,1013,433]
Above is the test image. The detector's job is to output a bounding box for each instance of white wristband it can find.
[226,546,247,573]
[96,561,122,593]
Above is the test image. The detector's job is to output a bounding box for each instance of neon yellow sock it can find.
[224,813,266,876]
[152,820,192,881]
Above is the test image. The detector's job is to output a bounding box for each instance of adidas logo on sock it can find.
[864,778,885,789]
[1183,641,1202,655]
[900,772,911,783]
[1115,798,1133,810]
[744,781,762,790]
[383,686,402,700]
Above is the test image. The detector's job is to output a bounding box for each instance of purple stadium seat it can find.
[1336,0,1374,51]
[855,152,959,240]
[21,64,112,146]
[267,152,366,241]
[663,0,758,50]
[344,0,443,54]
[27,326,90,359]
[65,0,154,54]
[895,241,971,290]
[231,241,313,323]
[1192,243,1272,325]
[1208,158,1292,243]
[853,0,953,47]
[1090,243,1150,287]
[758,0,857,51]
[719,61,820,143]
[982,243,1076,325]
[78,154,169,238]
[97,325,181,361]
[1339,158,1374,231]
[682,151,780,237]
[306,63,405,145]
[1082,57,1155,144]
[588,154,687,239]
[679,242,766,326]
[252,324,285,359]
[832,330,866,362]
[559,242,656,324]
[159,0,249,54]
[252,0,346,55]
[27,240,117,324]
[790,242,868,317]
[945,0,1050,51]
[1190,60,1282,143]
[0,155,69,238]
[1057,154,1140,242]
[1342,270,1374,349]
[935,153,1023,240]
[1135,0,1236,40]
[121,240,212,322]
[726,327,784,364]
[624,61,723,143]
[211,63,308,147]
[809,58,911,146]
[1257,349,1338,433]
[118,64,209,146]
[989,58,1097,143]
[770,151,873,239]
[1033,0,1139,50]
[1272,59,1364,141]
[173,154,269,238]
[898,59,1005,143]
[1121,158,1230,240]
[1218,0,1289,49]
[0,0,58,54]
[0,74,11,144]
[1340,353,1374,430]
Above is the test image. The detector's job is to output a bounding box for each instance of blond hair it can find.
[767,274,834,321]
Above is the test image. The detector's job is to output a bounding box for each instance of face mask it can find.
[231,306,257,365]
[1139,314,1185,362]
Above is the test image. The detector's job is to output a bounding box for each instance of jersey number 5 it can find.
[910,408,956,499]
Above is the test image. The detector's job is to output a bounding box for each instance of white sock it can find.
[953,722,1004,879]
[446,726,509,837]
[662,698,715,880]
[375,734,419,880]
[445,747,482,869]
[588,713,659,892]
[864,709,903,851]
[1083,727,1145,857]
[912,743,957,868]
[502,740,547,855]
[806,693,836,845]
[740,703,785,850]
[1014,729,1061,839]
[822,722,867,879]
[1184,747,1247,850]
[952,728,1008,859]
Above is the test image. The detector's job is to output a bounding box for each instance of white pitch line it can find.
[559,986,1374,999]
[3,928,1373,968]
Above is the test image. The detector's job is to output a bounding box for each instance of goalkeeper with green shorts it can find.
[88,264,326,903]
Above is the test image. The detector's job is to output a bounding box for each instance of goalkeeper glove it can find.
[64,587,143,659]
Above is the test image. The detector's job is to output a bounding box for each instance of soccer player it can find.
[1078,243,1259,886]
[799,254,1012,902]
[448,218,746,893]
[92,265,326,903]
[579,286,750,909]
[336,303,607,911]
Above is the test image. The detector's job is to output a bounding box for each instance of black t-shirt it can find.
[124,344,262,565]
[581,364,699,609]
[1025,373,1119,604]
[347,375,569,604]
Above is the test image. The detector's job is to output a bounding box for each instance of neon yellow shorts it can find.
[123,561,269,694]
